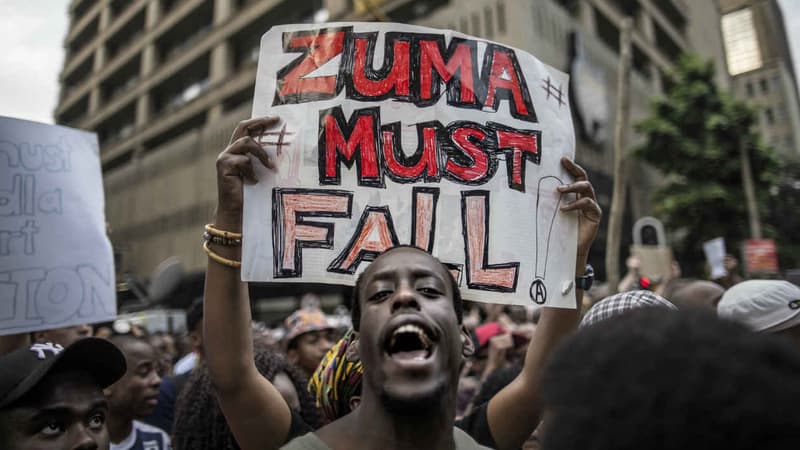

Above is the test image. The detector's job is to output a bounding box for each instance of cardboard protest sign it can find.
[743,239,779,274]
[0,117,115,335]
[630,217,673,283]
[243,23,579,307]
[703,237,727,279]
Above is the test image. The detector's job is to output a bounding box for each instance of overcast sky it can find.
[0,0,798,125]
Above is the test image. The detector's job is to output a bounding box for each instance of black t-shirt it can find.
[287,403,497,449]
[455,403,495,448]
[288,409,313,440]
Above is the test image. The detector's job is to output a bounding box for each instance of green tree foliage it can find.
[634,54,781,275]
[765,159,800,270]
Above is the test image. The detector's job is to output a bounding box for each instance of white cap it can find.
[717,280,800,332]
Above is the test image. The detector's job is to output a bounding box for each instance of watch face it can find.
[577,265,594,290]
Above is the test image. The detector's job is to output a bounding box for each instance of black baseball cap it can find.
[0,337,127,408]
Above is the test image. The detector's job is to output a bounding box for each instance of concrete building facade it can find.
[718,0,800,159]
[56,0,730,293]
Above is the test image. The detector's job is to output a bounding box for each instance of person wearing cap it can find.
[0,337,126,450]
[283,307,336,376]
[580,290,678,328]
[717,279,800,346]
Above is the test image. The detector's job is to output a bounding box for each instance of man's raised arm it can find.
[204,117,293,450]
[486,157,602,450]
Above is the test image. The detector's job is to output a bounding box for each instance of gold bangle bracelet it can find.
[203,241,241,268]
[205,224,243,240]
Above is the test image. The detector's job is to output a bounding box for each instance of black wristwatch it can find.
[576,264,594,291]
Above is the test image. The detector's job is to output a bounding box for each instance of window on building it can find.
[68,15,99,57]
[143,112,206,153]
[101,150,133,175]
[105,10,146,61]
[746,80,754,96]
[772,74,782,90]
[72,0,93,20]
[555,0,579,16]
[471,12,481,36]
[161,0,178,15]
[97,103,136,146]
[381,0,448,23]
[654,22,681,61]
[460,17,468,33]
[777,103,788,121]
[110,0,132,19]
[152,54,210,114]
[100,58,141,103]
[57,94,90,127]
[496,0,506,34]
[764,107,774,125]
[611,0,639,19]
[222,85,254,112]
[760,78,769,94]
[156,0,213,62]
[721,8,762,76]
[632,45,651,79]
[484,7,494,38]
[652,0,686,34]
[594,7,619,54]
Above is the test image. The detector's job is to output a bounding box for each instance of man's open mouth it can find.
[385,323,434,361]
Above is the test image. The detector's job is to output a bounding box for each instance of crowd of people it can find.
[2,117,799,450]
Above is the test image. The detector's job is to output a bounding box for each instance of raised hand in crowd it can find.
[203,117,290,450]
[482,156,601,450]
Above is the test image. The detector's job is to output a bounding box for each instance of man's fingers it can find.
[561,156,588,181]
[220,154,258,183]
[227,136,274,169]
[230,116,280,143]
[558,180,595,199]
[560,197,602,220]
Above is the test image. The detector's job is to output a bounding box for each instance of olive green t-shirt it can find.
[279,427,493,450]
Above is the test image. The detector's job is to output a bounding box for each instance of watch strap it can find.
[576,264,594,291]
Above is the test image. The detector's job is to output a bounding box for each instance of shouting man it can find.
[203,117,600,450]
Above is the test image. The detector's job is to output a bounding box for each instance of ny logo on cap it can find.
[29,343,64,360]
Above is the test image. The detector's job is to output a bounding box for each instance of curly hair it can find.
[172,344,324,450]
[541,309,800,450]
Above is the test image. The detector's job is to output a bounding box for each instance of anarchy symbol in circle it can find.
[529,278,547,305]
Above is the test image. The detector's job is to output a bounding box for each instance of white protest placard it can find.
[0,117,116,335]
[243,23,578,307]
[702,237,727,279]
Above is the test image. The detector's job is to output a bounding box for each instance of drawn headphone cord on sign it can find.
[529,176,568,305]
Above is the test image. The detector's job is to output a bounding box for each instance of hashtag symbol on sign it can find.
[255,123,295,156]
[541,77,565,108]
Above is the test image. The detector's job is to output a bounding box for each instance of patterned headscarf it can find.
[308,328,363,421]
[581,290,677,328]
